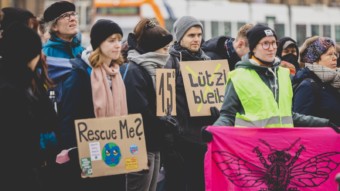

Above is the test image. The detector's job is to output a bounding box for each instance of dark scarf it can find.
[171,42,209,61]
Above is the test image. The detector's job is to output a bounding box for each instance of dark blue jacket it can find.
[57,56,94,149]
[293,68,340,126]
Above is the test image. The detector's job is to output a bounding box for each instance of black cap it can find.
[90,19,123,50]
[43,1,75,22]
[247,24,277,52]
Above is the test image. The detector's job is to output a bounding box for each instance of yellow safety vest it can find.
[229,67,293,128]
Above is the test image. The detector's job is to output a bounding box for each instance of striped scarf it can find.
[305,63,340,90]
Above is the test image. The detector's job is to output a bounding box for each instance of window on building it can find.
[335,25,340,42]
[224,22,231,36]
[296,24,306,46]
[322,25,331,37]
[274,23,284,39]
[211,21,219,38]
[311,25,320,36]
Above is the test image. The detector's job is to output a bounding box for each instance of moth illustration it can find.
[213,138,340,191]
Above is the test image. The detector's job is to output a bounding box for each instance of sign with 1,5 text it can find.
[74,114,148,178]
[156,69,176,116]
[179,59,229,116]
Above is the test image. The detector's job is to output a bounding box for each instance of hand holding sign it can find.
[179,59,229,116]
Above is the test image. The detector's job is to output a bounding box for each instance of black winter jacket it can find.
[164,43,216,144]
[0,65,58,190]
[201,36,241,70]
[124,61,165,151]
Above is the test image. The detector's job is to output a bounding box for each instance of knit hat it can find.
[247,24,277,52]
[138,21,173,52]
[43,1,75,22]
[300,37,335,63]
[90,19,123,50]
[1,22,42,66]
[173,16,203,42]
[1,7,34,30]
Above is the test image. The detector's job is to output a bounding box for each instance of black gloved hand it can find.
[328,121,340,133]
[201,126,213,143]
[160,115,179,133]
[210,106,220,121]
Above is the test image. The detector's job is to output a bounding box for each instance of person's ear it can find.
[237,39,245,48]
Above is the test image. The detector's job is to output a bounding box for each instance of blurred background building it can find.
[2,0,340,46]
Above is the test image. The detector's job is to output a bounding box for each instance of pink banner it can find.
[204,126,340,191]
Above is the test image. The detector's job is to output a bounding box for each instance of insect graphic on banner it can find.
[213,138,340,191]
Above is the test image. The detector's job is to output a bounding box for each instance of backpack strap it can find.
[122,63,129,80]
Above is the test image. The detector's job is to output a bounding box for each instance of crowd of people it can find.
[0,1,339,191]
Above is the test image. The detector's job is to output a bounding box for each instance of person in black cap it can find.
[212,24,335,129]
[276,36,300,75]
[42,0,83,58]
[124,18,175,191]
[42,2,85,168]
[0,22,58,191]
[53,19,127,191]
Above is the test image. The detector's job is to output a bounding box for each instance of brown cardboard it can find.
[179,59,229,116]
[156,68,176,116]
[74,114,148,178]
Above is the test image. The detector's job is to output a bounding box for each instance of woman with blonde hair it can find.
[54,19,127,190]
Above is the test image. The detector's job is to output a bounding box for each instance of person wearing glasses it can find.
[42,1,83,58]
[40,1,85,190]
[213,24,332,128]
[292,36,340,127]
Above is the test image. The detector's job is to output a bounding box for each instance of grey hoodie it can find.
[127,49,169,89]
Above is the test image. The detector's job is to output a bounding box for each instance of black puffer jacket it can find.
[202,36,241,70]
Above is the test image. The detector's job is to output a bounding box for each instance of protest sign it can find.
[180,59,229,116]
[74,114,148,178]
[156,69,176,116]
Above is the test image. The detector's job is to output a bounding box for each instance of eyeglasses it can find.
[54,11,78,22]
[325,52,339,59]
[258,41,278,50]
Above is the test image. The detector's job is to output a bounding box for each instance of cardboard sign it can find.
[74,114,148,178]
[156,69,176,116]
[179,59,229,116]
